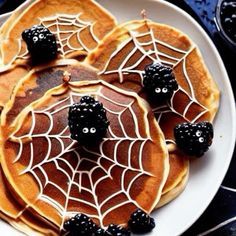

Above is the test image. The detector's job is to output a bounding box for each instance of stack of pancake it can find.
[0,0,220,235]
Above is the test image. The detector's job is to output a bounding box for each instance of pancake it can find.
[156,167,189,209]
[0,165,58,235]
[85,19,220,206]
[0,61,103,234]
[0,0,116,65]
[0,0,116,108]
[1,59,101,126]
[0,78,169,232]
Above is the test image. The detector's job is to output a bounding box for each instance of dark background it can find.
[0,0,235,235]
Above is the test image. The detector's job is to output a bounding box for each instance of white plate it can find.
[0,0,235,235]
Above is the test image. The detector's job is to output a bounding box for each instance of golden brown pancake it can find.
[156,168,189,209]
[0,165,58,235]
[85,19,220,206]
[0,160,60,235]
[0,0,116,108]
[1,60,102,126]
[0,0,116,65]
[0,78,169,231]
[0,61,105,235]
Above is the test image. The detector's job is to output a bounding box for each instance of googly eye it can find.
[199,137,204,143]
[196,130,202,137]
[162,88,168,93]
[155,88,161,93]
[39,33,44,39]
[90,127,96,134]
[82,127,89,133]
[33,36,38,42]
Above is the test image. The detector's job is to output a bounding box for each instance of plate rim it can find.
[0,0,235,235]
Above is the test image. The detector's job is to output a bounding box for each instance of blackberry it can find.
[143,62,178,102]
[128,208,155,233]
[63,213,97,235]
[106,224,131,236]
[22,25,58,63]
[94,228,111,236]
[220,0,236,43]
[68,96,109,144]
[174,121,214,157]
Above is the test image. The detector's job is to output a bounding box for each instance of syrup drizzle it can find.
[9,81,164,229]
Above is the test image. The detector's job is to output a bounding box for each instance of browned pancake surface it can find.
[0,0,116,108]
[86,19,220,203]
[1,80,168,229]
[2,61,99,126]
[0,62,104,234]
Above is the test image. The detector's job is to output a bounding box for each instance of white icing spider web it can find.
[15,13,100,62]
[10,87,153,228]
[40,14,100,56]
[98,27,209,132]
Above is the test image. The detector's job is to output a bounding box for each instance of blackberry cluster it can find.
[64,214,130,236]
[220,0,236,43]
[106,224,131,236]
[128,209,155,233]
[94,228,111,236]
[63,209,156,235]
[22,25,58,63]
[68,96,109,144]
[143,62,178,102]
[63,213,97,236]
[174,121,214,157]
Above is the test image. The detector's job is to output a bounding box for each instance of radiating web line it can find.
[11,87,153,227]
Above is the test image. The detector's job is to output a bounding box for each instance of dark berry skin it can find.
[174,121,214,157]
[106,224,131,236]
[94,228,111,236]
[143,62,178,102]
[220,0,236,42]
[22,25,57,63]
[68,96,109,144]
[128,209,155,233]
[63,213,97,235]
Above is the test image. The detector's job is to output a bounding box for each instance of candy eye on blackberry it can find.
[196,130,202,137]
[33,36,38,42]
[162,88,168,93]
[143,62,178,103]
[83,127,89,133]
[90,127,96,133]
[39,33,44,39]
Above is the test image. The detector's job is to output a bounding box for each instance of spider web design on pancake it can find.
[40,14,100,55]
[15,13,100,61]
[10,89,153,228]
[98,27,209,140]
